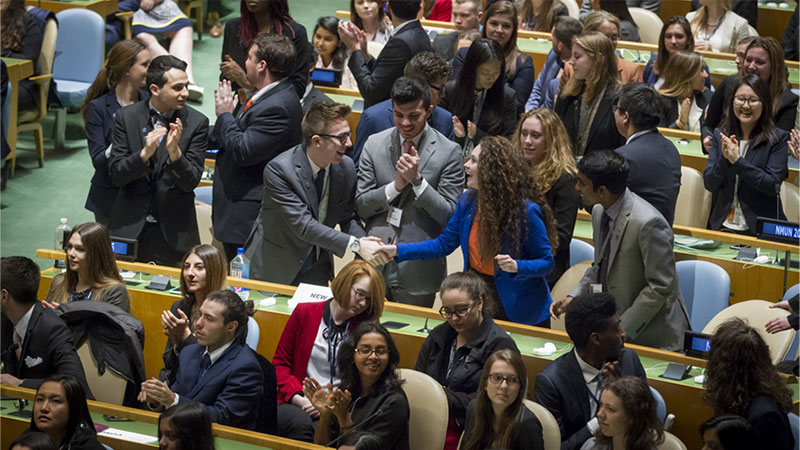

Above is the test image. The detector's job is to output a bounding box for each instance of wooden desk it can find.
[2,58,34,173]
[25,0,118,18]
[0,386,326,450]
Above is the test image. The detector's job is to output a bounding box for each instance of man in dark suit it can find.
[243,102,387,286]
[212,33,303,261]
[432,0,482,62]
[301,47,332,114]
[0,257,91,395]
[108,55,208,266]
[352,52,455,166]
[138,290,264,430]
[534,292,647,450]
[613,83,681,225]
[339,0,433,108]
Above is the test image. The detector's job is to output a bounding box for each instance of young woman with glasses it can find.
[305,321,409,450]
[272,260,386,442]
[461,349,544,450]
[413,272,519,450]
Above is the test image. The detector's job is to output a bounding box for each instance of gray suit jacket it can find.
[570,190,689,351]
[301,86,332,114]
[356,126,464,295]
[244,145,365,284]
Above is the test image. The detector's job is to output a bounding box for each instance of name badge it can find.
[387,207,403,227]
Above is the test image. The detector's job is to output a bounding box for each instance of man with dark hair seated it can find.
[613,82,682,225]
[138,290,265,430]
[534,292,647,450]
[0,256,91,395]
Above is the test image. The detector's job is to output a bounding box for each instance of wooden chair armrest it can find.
[116,11,133,39]
[28,74,53,85]
[115,11,134,20]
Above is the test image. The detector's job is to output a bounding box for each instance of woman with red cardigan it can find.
[274,260,386,442]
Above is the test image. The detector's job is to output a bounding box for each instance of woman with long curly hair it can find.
[381,136,557,327]
[704,318,794,450]
[512,109,578,287]
[1,0,43,111]
[304,321,409,450]
[461,349,544,450]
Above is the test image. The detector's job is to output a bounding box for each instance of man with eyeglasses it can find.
[356,76,463,308]
[243,102,388,285]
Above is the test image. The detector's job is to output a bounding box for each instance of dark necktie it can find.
[198,353,212,380]
[593,373,605,415]
[314,168,326,204]
[598,213,612,290]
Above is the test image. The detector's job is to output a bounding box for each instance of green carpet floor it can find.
[0,0,349,268]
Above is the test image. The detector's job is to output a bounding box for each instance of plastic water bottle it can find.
[54,218,70,250]
[230,248,250,300]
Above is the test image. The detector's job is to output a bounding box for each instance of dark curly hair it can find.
[337,321,403,398]
[474,136,558,258]
[595,377,664,450]
[704,318,793,415]
[1,0,29,53]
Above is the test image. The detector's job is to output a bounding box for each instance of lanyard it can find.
[702,11,725,41]
[327,314,350,383]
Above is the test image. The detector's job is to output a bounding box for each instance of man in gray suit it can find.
[356,77,464,307]
[243,102,385,286]
[552,151,689,351]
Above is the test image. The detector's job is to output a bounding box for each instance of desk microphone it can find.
[325,408,384,448]
[417,318,432,334]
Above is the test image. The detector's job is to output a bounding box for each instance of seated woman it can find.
[589,0,640,42]
[703,37,799,151]
[160,244,227,382]
[8,432,56,450]
[581,11,643,84]
[312,17,357,91]
[273,260,385,442]
[382,136,557,327]
[703,75,789,235]
[349,0,392,45]
[44,222,130,312]
[686,0,753,53]
[305,321,409,450]
[451,1,534,108]
[158,402,215,450]
[132,0,202,100]
[28,375,104,450]
[642,16,711,90]
[513,109,579,287]
[656,51,711,132]
[461,349,544,450]
[0,0,43,112]
[699,415,758,450]
[517,0,568,32]
[81,40,151,225]
[704,318,795,450]
[440,38,519,151]
[581,376,664,450]
[220,0,310,96]
[555,31,624,157]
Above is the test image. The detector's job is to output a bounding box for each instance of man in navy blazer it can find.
[139,290,264,430]
[613,83,681,225]
[352,52,455,167]
[339,0,433,108]
[534,293,647,450]
[212,33,303,260]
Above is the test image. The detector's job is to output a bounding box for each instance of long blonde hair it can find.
[512,109,576,193]
[561,32,619,105]
[689,0,732,35]
[657,51,705,99]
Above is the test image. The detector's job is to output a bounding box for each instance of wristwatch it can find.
[348,238,361,253]
[411,176,423,187]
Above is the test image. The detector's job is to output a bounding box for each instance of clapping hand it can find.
[452,116,476,140]
[303,377,335,416]
[719,132,740,164]
[677,97,691,129]
[161,309,191,346]
[214,79,239,117]
[166,118,183,162]
[788,129,800,160]
[141,127,167,162]
[338,21,365,54]
[137,378,176,407]
[395,145,420,190]
[495,254,518,273]
[219,55,250,90]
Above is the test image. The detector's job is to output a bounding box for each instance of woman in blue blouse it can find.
[380,136,557,327]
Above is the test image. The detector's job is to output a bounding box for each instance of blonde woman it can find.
[555,31,623,157]
[657,51,711,132]
[582,11,643,84]
[512,109,578,286]
[686,0,753,53]
[516,0,568,32]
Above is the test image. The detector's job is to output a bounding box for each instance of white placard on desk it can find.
[98,427,158,444]
[289,283,333,308]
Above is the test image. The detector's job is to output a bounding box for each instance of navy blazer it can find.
[348,20,433,108]
[171,342,263,429]
[744,396,795,450]
[555,86,625,157]
[212,79,303,245]
[351,98,455,167]
[397,191,554,325]
[533,348,647,450]
[84,90,146,218]
[704,129,788,232]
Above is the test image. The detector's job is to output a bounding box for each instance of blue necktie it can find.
[198,353,212,379]
[314,168,325,204]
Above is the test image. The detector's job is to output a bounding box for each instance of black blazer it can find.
[440,81,519,142]
[212,79,303,245]
[533,348,647,450]
[1,303,91,394]
[83,90,147,218]
[432,30,459,62]
[545,171,579,287]
[555,86,625,157]
[108,100,208,253]
[220,17,311,98]
[703,129,788,232]
[462,400,545,450]
[348,20,433,108]
[616,130,682,225]
[744,396,795,450]
[658,90,712,131]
